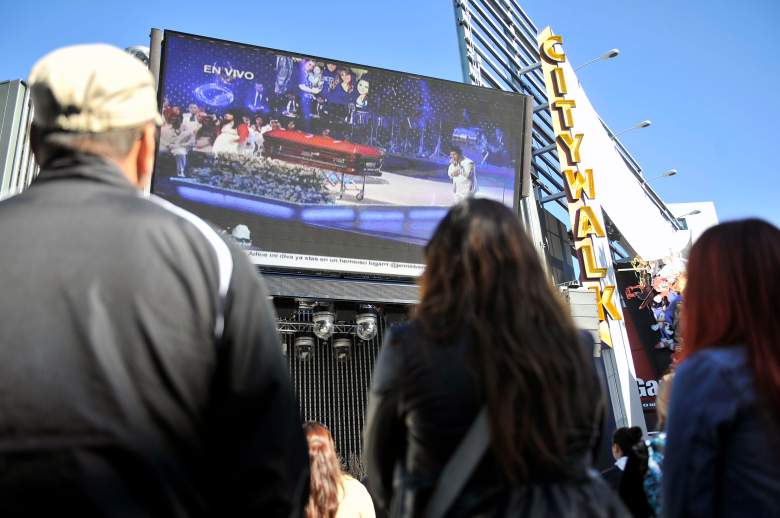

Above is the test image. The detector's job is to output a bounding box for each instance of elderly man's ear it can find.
[132,123,158,190]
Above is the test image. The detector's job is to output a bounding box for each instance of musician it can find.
[281,93,300,118]
[447,146,478,202]
[248,83,269,114]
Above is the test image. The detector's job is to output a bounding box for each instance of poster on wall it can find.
[617,258,685,424]
[151,31,532,277]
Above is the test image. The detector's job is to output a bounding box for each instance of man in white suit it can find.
[447,146,478,203]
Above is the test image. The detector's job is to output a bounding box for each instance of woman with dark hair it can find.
[363,198,625,517]
[663,219,780,517]
[304,422,375,518]
[601,427,651,517]
[329,68,355,105]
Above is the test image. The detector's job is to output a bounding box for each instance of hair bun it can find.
[629,426,643,442]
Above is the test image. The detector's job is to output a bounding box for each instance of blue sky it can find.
[2,0,778,225]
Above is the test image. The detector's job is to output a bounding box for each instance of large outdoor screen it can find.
[152,31,532,277]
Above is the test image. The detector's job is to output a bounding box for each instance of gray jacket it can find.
[0,152,308,517]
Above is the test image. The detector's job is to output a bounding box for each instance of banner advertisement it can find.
[617,256,685,427]
[151,31,531,277]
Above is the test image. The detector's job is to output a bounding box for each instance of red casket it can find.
[262,130,384,175]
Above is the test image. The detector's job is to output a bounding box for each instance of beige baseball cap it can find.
[28,43,163,133]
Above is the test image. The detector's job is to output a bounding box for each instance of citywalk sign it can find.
[537,27,623,346]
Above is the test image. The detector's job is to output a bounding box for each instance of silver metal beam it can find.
[149,28,163,88]
[533,142,556,156]
[539,191,567,204]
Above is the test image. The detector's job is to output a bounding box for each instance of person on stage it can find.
[447,146,477,202]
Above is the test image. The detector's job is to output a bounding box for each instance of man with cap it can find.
[0,44,309,517]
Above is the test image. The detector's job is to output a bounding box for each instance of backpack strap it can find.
[424,406,490,518]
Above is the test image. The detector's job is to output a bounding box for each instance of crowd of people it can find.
[158,103,283,176]
[1,43,779,518]
[160,103,293,156]
[158,58,375,179]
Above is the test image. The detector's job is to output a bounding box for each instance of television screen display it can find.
[152,31,532,277]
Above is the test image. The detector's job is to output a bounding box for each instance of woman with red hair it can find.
[303,422,375,518]
[663,219,780,517]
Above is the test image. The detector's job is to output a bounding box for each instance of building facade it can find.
[0,80,38,200]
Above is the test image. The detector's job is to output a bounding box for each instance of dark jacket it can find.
[602,460,651,518]
[663,346,780,518]
[363,321,624,517]
[0,153,309,517]
[619,456,651,518]
[601,464,623,493]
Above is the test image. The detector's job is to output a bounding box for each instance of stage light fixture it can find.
[332,337,353,362]
[312,304,335,340]
[355,305,378,341]
[294,335,315,362]
[277,320,297,356]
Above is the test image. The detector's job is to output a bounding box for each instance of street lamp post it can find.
[611,120,652,139]
[648,169,678,180]
[518,62,542,75]
[676,209,701,230]
[575,48,620,72]
[517,48,620,76]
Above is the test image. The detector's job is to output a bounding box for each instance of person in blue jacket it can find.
[662,219,780,518]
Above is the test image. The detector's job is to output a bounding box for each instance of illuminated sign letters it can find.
[537,28,623,337]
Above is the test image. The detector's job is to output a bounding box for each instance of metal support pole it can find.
[533,142,557,156]
[539,191,567,204]
[148,28,163,88]
[517,62,542,75]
